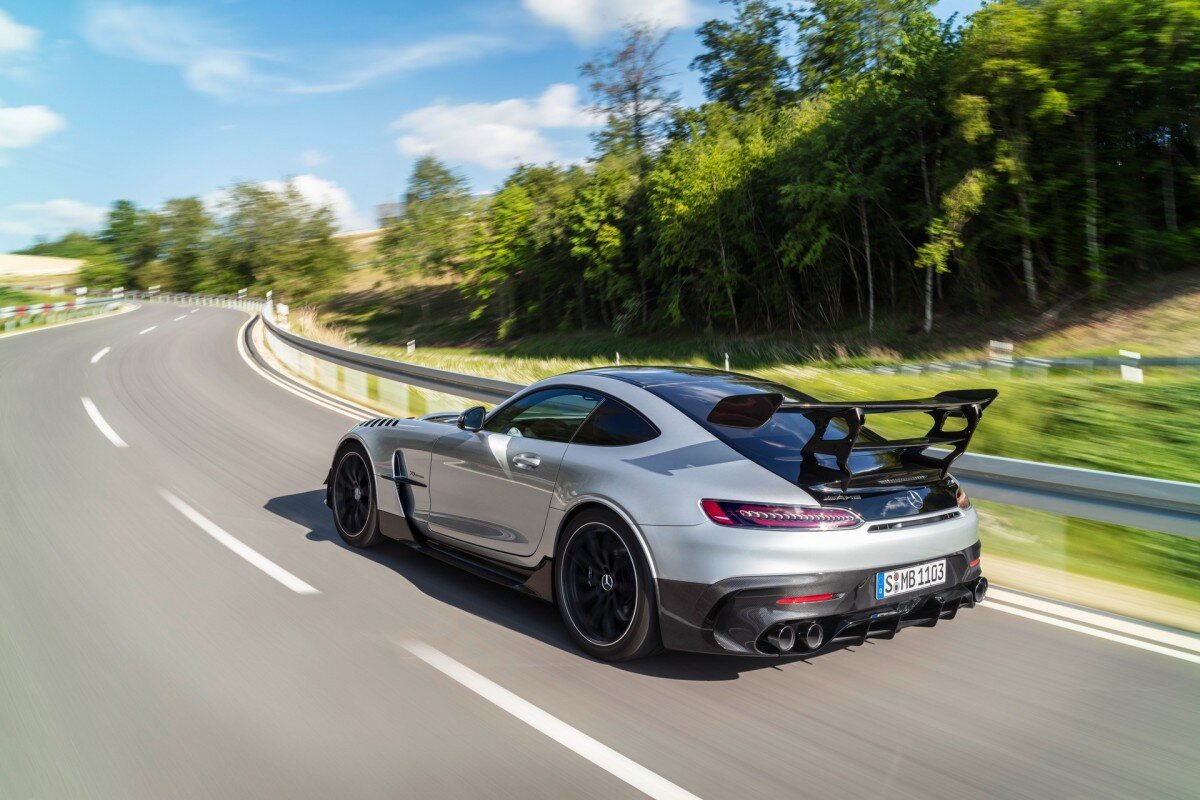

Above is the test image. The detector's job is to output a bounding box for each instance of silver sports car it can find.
[325,367,997,661]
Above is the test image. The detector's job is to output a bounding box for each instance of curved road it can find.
[2,302,1197,799]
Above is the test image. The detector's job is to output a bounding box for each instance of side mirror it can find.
[457,406,486,431]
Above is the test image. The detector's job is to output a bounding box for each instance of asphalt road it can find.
[1,302,1197,799]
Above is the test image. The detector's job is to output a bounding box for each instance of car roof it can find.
[575,366,818,402]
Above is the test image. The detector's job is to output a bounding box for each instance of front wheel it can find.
[555,509,660,661]
[331,444,381,547]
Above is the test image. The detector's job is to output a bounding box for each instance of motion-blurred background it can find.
[3,0,1197,629]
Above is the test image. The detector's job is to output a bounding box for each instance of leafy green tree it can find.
[158,197,214,291]
[208,181,347,303]
[98,200,160,288]
[382,156,473,275]
[692,1,791,110]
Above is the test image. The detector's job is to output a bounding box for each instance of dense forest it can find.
[20,0,1199,342]
[389,0,1200,338]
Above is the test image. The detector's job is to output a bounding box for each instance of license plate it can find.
[876,559,946,600]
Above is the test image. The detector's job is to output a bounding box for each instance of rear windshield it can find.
[645,377,877,484]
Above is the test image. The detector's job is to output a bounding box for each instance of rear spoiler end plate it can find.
[707,389,998,490]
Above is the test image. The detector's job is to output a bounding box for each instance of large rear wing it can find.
[707,389,998,490]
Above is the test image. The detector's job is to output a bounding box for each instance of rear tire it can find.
[331,444,381,548]
[555,508,660,661]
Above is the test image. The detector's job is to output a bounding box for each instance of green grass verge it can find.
[976,498,1200,607]
[0,285,60,306]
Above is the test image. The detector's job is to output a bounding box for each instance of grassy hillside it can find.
[324,267,1200,367]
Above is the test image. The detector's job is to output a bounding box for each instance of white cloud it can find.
[82,2,507,102]
[299,149,327,167]
[0,199,107,238]
[205,175,370,232]
[522,0,696,40]
[393,83,599,170]
[0,100,67,148]
[0,9,39,67]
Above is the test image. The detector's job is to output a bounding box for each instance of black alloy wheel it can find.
[556,509,659,661]
[332,446,380,547]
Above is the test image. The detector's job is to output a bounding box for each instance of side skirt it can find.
[379,510,554,602]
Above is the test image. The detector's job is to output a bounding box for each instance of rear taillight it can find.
[701,499,862,530]
[956,487,971,509]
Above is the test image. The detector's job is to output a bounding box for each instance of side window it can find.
[483,388,602,443]
[572,398,660,446]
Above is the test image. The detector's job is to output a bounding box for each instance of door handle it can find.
[512,453,541,469]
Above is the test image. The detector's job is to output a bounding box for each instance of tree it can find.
[158,197,214,291]
[581,23,681,158]
[98,200,160,288]
[381,156,473,275]
[692,0,791,110]
[208,181,348,303]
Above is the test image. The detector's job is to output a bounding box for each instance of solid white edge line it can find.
[81,397,128,448]
[234,316,367,421]
[402,641,703,800]
[90,346,111,364]
[983,602,1200,665]
[990,587,1200,654]
[138,326,156,335]
[158,489,320,595]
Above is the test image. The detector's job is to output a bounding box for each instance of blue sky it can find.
[0,0,982,251]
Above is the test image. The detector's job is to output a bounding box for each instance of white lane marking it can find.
[190,309,198,314]
[402,641,703,800]
[173,315,186,321]
[235,316,368,421]
[983,602,1200,665]
[138,326,156,335]
[158,489,320,595]
[81,397,128,448]
[90,346,111,364]
[990,587,1200,654]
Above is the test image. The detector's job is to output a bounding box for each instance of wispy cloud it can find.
[0,199,107,238]
[0,9,41,76]
[81,2,509,102]
[394,83,600,170]
[522,0,698,41]
[0,100,67,149]
[299,149,327,167]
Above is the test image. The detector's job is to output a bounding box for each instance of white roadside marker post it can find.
[1119,349,1144,383]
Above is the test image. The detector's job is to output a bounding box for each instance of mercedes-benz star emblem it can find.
[600,573,615,592]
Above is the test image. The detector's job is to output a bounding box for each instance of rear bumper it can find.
[656,541,983,656]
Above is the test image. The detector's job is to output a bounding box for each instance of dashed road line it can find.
[403,641,703,800]
[138,326,156,335]
[90,346,110,364]
[158,489,320,595]
[173,315,186,321]
[81,397,128,448]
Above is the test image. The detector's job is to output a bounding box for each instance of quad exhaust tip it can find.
[802,621,824,651]
[767,625,796,653]
[973,577,989,604]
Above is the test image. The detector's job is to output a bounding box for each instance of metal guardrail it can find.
[245,305,1200,539]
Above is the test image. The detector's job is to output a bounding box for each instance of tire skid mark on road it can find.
[158,489,320,595]
[402,640,704,800]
